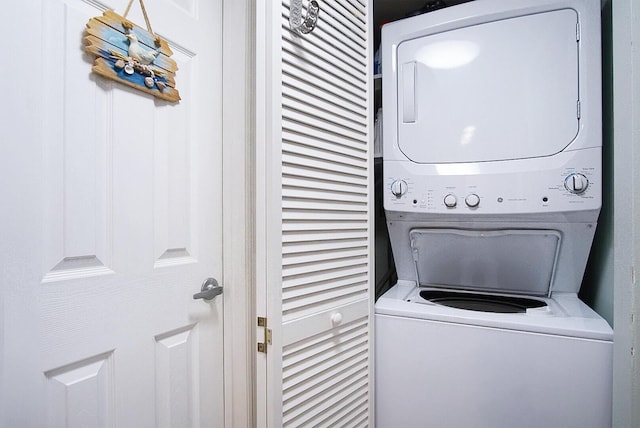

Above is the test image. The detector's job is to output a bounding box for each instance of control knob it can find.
[444,194,457,208]
[564,173,589,194]
[465,193,480,208]
[390,179,408,198]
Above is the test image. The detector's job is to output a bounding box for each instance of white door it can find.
[255,0,374,426]
[1,0,224,426]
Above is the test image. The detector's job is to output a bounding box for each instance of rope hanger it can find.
[122,0,161,47]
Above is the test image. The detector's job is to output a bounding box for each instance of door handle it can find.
[193,278,223,301]
[402,62,416,123]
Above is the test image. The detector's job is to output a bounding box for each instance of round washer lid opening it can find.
[420,290,547,313]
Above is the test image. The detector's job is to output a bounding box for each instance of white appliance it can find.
[375,0,613,427]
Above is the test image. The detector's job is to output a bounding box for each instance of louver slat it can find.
[283,160,366,183]
[283,141,367,168]
[282,210,368,222]
[280,0,371,425]
[283,85,367,130]
[282,62,365,111]
[282,177,366,196]
[281,13,366,69]
[283,169,367,190]
[283,3,367,62]
[283,104,367,143]
[283,227,367,240]
[283,132,368,163]
[282,264,367,288]
[283,277,367,304]
[282,36,365,93]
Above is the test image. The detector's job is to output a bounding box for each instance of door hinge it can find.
[257,317,272,354]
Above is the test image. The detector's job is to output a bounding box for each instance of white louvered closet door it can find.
[256,0,374,426]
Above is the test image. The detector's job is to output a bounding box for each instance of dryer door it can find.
[396,9,579,163]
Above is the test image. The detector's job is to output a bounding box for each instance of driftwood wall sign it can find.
[84,3,180,102]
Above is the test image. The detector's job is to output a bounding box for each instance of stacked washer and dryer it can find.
[375,0,613,427]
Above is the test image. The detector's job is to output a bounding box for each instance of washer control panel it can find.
[384,151,601,215]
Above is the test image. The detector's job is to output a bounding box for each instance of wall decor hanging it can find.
[84,0,180,102]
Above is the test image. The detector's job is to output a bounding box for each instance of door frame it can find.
[253,0,284,425]
[222,0,256,426]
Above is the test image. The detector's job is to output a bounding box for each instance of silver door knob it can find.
[193,277,223,301]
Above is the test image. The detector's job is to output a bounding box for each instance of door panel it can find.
[257,0,373,426]
[1,0,223,426]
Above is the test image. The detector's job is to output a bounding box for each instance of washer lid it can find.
[396,9,579,163]
[409,229,561,296]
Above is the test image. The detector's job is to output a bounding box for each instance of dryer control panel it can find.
[384,148,601,215]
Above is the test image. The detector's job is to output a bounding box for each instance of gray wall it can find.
[583,2,639,425]
[609,0,639,426]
